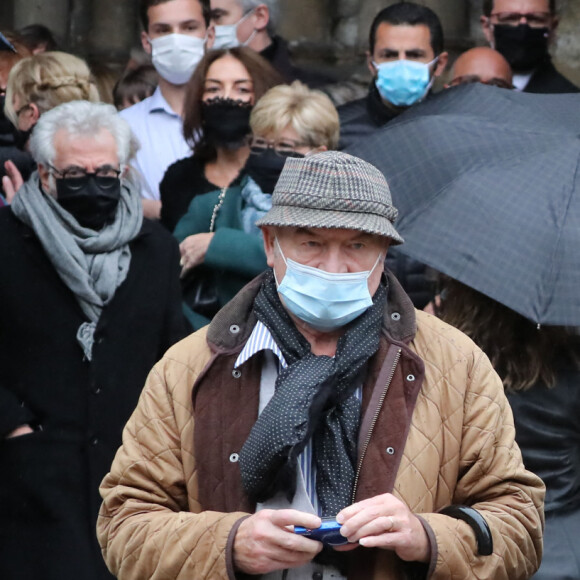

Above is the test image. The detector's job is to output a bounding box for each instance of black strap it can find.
[439,505,493,556]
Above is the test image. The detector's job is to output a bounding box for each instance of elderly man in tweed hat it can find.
[98,152,544,580]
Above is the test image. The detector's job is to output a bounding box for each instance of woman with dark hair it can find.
[159,46,282,232]
[440,280,580,580]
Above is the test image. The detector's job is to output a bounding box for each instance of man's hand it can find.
[178,233,214,276]
[233,509,323,575]
[6,424,34,439]
[2,160,24,203]
[336,493,430,563]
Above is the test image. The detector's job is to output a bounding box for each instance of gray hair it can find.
[29,100,138,167]
[241,0,279,35]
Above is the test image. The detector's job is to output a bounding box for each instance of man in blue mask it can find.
[98,151,544,580]
[338,2,448,151]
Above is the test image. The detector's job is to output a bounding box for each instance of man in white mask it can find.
[209,0,332,87]
[121,0,214,218]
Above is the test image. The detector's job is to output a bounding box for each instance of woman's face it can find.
[252,124,323,157]
[202,54,254,104]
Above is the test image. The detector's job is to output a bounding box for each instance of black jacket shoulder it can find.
[525,59,579,94]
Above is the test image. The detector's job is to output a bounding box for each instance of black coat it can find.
[337,84,401,151]
[524,58,579,94]
[260,35,335,89]
[0,208,190,579]
[507,360,580,579]
[159,154,243,232]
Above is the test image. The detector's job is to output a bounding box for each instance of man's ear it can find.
[141,30,152,55]
[434,51,449,77]
[254,4,270,32]
[37,163,52,197]
[480,15,494,46]
[367,51,377,77]
[205,24,215,50]
[548,16,559,44]
[262,226,276,268]
[29,103,40,124]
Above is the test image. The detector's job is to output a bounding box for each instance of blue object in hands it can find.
[294,517,349,546]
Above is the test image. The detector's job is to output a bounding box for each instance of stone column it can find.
[87,0,139,65]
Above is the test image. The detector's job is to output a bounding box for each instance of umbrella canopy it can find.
[345,83,580,325]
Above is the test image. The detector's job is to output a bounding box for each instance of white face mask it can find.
[149,33,205,85]
[213,11,256,50]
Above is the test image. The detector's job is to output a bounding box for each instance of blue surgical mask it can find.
[373,58,438,107]
[275,239,383,332]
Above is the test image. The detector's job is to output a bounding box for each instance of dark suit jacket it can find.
[0,209,189,580]
[524,58,579,94]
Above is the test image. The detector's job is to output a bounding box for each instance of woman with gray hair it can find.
[0,99,188,579]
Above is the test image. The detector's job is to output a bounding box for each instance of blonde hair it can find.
[5,51,99,124]
[250,81,340,150]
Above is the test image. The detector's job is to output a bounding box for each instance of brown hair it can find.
[439,279,580,392]
[182,47,283,162]
[0,31,31,88]
[113,64,158,110]
[139,0,210,31]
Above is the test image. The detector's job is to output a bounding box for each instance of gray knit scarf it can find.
[11,172,143,360]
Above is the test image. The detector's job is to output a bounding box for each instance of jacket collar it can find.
[206,268,417,353]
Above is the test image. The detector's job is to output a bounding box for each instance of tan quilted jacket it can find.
[98,274,544,580]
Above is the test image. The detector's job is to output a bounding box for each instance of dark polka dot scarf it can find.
[239,271,387,516]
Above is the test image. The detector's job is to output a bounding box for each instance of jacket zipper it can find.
[351,348,401,504]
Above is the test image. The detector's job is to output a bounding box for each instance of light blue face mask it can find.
[275,239,383,333]
[373,58,438,107]
[213,11,256,50]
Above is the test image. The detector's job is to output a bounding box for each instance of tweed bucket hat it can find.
[256,151,404,244]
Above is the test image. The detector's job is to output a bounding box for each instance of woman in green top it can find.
[175,81,340,329]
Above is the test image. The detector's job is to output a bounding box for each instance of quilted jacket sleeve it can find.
[419,350,545,580]
[97,350,248,580]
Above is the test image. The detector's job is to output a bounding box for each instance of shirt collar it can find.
[234,320,287,369]
[147,86,181,117]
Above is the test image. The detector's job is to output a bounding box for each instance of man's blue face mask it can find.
[274,238,383,333]
[373,57,438,107]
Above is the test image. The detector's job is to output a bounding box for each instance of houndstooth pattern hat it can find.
[256,151,404,244]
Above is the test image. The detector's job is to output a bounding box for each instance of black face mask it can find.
[202,98,252,149]
[493,24,550,71]
[56,175,121,230]
[245,149,304,194]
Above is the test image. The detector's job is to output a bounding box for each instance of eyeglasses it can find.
[490,11,552,28]
[48,164,122,190]
[449,75,514,90]
[249,136,311,158]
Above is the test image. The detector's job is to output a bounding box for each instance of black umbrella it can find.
[346,83,580,325]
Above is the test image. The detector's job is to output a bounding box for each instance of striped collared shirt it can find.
[235,320,319,513]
